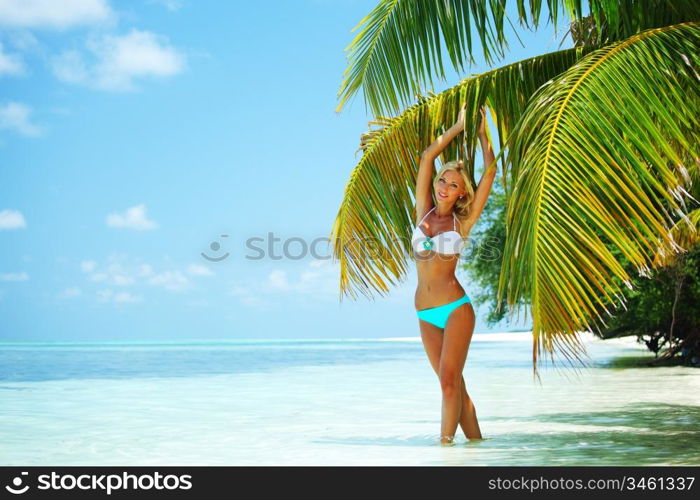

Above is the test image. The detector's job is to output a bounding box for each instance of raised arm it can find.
[462,107,497,231]
[415,105,466,223]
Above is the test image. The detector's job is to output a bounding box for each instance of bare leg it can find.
[439,302,477,444]
[459,376,482,440]
[419,316,482,441]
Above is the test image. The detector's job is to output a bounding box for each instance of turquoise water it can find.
[1,333,698,465]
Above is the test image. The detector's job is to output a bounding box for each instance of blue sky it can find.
[0,0,573,342]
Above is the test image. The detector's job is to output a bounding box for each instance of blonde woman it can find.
[411,105,496,444]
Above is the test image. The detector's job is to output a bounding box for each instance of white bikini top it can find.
[411,206,465,255]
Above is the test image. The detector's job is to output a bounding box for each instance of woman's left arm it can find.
[463,107,497,231]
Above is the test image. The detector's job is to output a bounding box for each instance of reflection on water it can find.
[313,403,700,465]
[0,337,698,465]
[480,403,700,465]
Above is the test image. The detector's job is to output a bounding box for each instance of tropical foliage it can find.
[606,245,700,367]
[331,0,700,377]
[463,168,700,368]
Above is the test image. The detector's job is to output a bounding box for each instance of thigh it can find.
[419,319,443,376]
[440,302,476,377]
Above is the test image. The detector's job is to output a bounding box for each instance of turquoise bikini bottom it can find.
[416,293,471,329]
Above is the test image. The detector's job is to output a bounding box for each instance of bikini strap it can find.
[453,213,458,231]
[417,206,436,226]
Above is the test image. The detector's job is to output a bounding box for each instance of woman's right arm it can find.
[415,106,466,222]
[461,107,497,231]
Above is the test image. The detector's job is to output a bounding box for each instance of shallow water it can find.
[0,333,698,465]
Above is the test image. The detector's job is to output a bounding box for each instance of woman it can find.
[412,105,496,444]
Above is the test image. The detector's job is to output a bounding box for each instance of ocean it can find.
[1,332,698,466]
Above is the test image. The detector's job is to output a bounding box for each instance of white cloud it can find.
[104,260,137,286]
[0,0,113,29]
[0,102,43,136]
[0,271,28,281]
[229,260,340,310]
[138,264,154,277]
[147,0,184,11]
[268,269,289,291]
[113,291,140,303]
[112,274,134,285]
[52,50,88,83]
[79,255,208,296]
[146,270,189,292]
[106,204,157,230]
[0,208,26,229]
[266,259,338,296]
[186,264,213,276]
[96,288,142,303]
[6,31,39,52]
[74,254,223,308]
[0,43,24,75]
[230,285,267,309]
[58,286,82,298]
[53,29,186,92]
[83,258,140,287]
[80,260,97,272]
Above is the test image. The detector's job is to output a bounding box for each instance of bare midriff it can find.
[414,253,466,310]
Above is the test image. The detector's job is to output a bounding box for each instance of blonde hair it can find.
[433,159,475,224]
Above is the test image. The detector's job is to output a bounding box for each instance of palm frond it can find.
[567,0,700,47]
[330,46,595,300]
[653,208,700,266]
[499,22,700,377]
[335,0,700,118]
[335,0,493,118]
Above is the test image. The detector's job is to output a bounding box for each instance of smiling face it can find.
[434,169,467,206]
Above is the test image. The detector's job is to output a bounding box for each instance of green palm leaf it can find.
[500,22,700,376]
[336,0,700,118]
[568,0,700,46]
[653,208,700,266]
[330,46,595,300]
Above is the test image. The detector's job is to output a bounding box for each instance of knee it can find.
[439,369,461,396]
[460,377,471,396]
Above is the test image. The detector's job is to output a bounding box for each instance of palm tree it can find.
[330,0,700,378]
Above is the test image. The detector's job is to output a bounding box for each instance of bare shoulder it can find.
[457,216,475,238]
[415,201,434,225]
